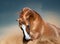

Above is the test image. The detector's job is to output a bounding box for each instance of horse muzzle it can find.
[21,24,31,40]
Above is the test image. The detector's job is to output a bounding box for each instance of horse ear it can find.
[29,13,35,20]
[25,9,36,21]
[28,10,36,21]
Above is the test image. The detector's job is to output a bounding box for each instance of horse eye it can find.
[26,18,29,21]
[22,21,25,24]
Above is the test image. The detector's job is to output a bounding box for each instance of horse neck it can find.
[35,13,44,24]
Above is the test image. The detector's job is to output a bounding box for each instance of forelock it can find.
[23,7,31,12]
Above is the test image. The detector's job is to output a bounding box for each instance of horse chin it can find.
[21,24,31,40]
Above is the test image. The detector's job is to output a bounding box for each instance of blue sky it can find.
[0,0,60,36]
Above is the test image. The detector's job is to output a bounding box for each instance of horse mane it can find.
[32,10,43,21]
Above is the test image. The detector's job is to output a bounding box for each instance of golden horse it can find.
[17,7,60,41]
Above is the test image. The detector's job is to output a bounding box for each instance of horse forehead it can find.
[20,11,26,17]
[19,15,26,21]
[20,13,27,19]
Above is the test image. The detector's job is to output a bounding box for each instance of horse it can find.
[16,7,60,41]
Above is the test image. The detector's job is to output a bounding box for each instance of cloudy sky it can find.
[0,0,60,37]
